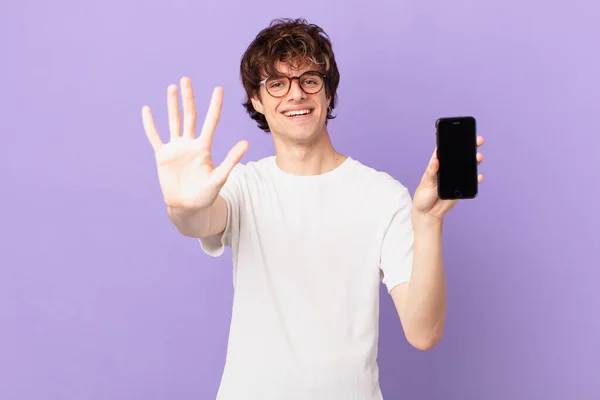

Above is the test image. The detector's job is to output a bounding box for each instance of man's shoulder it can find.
[346,157,411,199]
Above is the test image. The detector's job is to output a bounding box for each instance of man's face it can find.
[251,61,331,144]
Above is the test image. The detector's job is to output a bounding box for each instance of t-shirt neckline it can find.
[268,155,355,183]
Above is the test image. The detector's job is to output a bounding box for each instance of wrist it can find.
[167,204,209,219]
[412,211,444,230]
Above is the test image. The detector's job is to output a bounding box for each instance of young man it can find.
[142,18,484,400]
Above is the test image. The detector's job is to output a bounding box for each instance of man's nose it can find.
[286,78,306,101]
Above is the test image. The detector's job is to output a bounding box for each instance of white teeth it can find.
[284,109,311,117]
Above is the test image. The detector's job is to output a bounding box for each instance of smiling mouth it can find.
[283,109,313,117]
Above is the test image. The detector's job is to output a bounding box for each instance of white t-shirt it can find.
[199,155,414,400]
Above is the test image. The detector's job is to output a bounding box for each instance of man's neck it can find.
[272,130,347,176]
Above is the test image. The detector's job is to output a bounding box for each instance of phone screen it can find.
[436,116,478,199]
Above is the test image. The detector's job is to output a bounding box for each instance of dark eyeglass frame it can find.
[259,71,327,98]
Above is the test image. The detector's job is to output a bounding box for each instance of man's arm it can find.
[390,136,484,351]
[390,213,446,351]
[167,195,228,239]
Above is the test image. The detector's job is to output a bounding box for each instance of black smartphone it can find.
[435,116,478,200]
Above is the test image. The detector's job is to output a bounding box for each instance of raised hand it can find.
[142,77,249,210]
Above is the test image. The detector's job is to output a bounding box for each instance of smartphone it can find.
[435,116,478,200]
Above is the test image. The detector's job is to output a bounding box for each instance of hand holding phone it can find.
[435,116,479,200]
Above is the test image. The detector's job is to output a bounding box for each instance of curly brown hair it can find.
[240,18,341,133]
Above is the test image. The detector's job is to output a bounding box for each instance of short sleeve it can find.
[380,186,414,292]
[198,164,244,257]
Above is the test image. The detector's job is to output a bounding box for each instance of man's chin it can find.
[291,127,320,140]
[273,128,319,144]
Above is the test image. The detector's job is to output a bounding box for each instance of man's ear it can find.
[251,96,264,114]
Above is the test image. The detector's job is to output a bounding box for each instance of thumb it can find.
[211,140,250,185]
[419,150,439,189]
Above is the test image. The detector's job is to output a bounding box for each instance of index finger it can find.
[430,147,438,163]
[198,87,224,150]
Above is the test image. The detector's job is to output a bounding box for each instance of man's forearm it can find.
[404,213,447,347]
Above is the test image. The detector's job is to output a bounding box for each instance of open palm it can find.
[142,77,249,210]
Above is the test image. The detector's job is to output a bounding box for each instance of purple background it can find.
[2,0,599,399]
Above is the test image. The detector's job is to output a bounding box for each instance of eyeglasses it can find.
[259,71,326,98]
